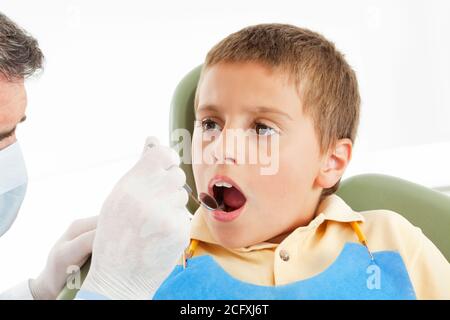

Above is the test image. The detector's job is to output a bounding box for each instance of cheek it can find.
[191,127,217,190]
[253,140,320,204]
[191,128,203,187]
[191,127,217,163]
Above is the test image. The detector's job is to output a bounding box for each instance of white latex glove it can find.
[80,137,191,300]
[29,216,97,299]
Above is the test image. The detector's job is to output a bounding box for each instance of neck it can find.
[265,231,291,244]
[265,193,324,244]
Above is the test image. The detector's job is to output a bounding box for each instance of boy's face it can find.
[192,62,331,248]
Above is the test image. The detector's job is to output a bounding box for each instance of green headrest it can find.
[169,65,202,214]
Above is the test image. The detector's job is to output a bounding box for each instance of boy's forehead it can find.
[200,61,291,88]
[197,62,303,115]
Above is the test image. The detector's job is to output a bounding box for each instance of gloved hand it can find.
[29,216,97,299]
[80,137,191,300]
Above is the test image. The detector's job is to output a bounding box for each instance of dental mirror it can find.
[198,192,219,211]
[183,184,218,211]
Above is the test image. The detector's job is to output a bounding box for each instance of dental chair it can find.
[57,65,450,299]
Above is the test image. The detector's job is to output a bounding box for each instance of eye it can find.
[255,122,276,136]
[201,119,222,132]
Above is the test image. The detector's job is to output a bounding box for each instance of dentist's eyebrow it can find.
[0,115,27,141]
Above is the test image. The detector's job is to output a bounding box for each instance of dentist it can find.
[0,11,192,300]
[0,12,97,300]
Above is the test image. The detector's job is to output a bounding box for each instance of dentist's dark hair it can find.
[0,12,44,81]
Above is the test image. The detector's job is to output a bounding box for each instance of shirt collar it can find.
[189,194,364,252]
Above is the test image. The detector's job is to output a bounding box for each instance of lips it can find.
[207,175,247,222]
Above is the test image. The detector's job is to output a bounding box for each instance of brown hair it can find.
[0,12,44,80]
[197,23,360,197]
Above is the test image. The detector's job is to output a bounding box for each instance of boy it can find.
[153,23,450,299]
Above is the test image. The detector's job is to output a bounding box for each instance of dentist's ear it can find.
[315,138,353,189]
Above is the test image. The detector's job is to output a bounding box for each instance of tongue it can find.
[223,187,246,210]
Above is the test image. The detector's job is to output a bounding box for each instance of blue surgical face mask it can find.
[0,141,28,237]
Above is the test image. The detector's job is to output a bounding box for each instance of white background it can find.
[0,0,449,292]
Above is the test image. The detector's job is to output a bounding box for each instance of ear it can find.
[315,138,353,189]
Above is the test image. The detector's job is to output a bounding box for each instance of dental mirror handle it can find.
[183,183,201,207]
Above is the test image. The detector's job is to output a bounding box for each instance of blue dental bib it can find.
[153,242,416,300]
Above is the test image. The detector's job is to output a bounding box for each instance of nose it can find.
[212,128,240,165]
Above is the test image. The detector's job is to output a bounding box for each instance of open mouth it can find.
[210,179,247,213]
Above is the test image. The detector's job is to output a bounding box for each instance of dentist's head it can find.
[0,12,44,236]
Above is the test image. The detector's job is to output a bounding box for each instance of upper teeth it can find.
[214,181,233,188]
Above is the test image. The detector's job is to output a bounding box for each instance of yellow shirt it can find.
[181,194,450,299]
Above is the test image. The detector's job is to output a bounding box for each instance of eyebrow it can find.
[0,115,27,142]
[252,106,293,121]
[197,104,293,121]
